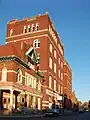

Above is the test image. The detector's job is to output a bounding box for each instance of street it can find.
[0,112,90,120]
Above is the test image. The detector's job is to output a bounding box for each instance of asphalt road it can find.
[0,112,90,120]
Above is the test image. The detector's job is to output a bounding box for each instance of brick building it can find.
[63,60,72,109]
[0,12,72,110]
[0,41,44,110]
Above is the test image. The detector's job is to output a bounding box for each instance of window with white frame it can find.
[32,24,35,31]
[23,26,27,33]
[59,58,60,65]
[54,50,56,58]
[1,67,7,82]
[49,57,52,69]
[61,73,63,80]
[10,29,13,36]
[38,80,41,91]
[61,62,63,68]
[25,72,37,89]
[49,76,52,88]
[54,63,56,73]
[28,25,31,32]
[33,79,36,89]
[17,69,22,84]
[54,80,56,91]
[33,39,40,48]
[50,44,52,53]
[58,69,60,78]
[36,23,39,31]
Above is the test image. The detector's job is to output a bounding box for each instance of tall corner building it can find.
[5,13,72,109]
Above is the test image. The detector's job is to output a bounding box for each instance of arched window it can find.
[32,24,35,32]
[17,69,22,84]
[10,29,13,36]
[28,25,31,32]
[36,23,39,31]
[23,26,27,33]
[2,67,7,82]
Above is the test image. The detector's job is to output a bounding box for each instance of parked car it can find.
[79,108,84,113]
[45,104,60,116]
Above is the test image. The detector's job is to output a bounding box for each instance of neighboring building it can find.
[63,60,72,109]
[0,42,44,110]
[71,90,78,108]
[64,60,72,99]
[0,12,72,110]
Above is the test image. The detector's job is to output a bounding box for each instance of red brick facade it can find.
[0,13,73,110]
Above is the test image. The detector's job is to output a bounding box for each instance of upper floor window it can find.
[38,80,41,91]
[54,80,56,91]
[61,86,63,94]
[28,25,31,32]
[49,57,52,69]
[36,23,39,31]
[32,24,35,32]
[54,50,56,58]
[33,39,40,48]
[49,76,52,88]
[1,67,7,82]
[23,26,27,33]
[54,63,56,73]
[61,73,63,80]
[25,72,37,89]
[50,44,52,53]
[17,69,22,84]
[59,58,60,65]
[61,62,63,68]
[58,69,60,78]
[58,85,60,93]
[10,29,13,36]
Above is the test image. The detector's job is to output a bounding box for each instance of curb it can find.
[0,114,45,118]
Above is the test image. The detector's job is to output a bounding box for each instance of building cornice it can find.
[0,55,30,69]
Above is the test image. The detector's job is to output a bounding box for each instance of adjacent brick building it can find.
[0,12,73,110]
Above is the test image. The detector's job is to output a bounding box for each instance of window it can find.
[61,62,63,68]
[8,98,10,103]
[23,26,27,33]
[54,80,56,91]
[38,80,41,91]
[4,98,6,103]
[54,50,56,58]
[59,58,60,65]
[49,57,52,69]
[33,39,40,48]
[61,86,63,94]
[54,63,56,73]
[36,23,39,31]
[58,70,60,78]
[49,76,52,88]
[2,67,7,82]
[33,79,36,89]
[25,73,37,89]
[10,29,13,36]
[58,85,60,93]
[32,24,35,31]
[28,25,31,32]
[22,98,24,102]
[50,44,52,53]
[17,69,22,83]
[61,73,63,80]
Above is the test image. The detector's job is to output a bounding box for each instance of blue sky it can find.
[0,0,90,102]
